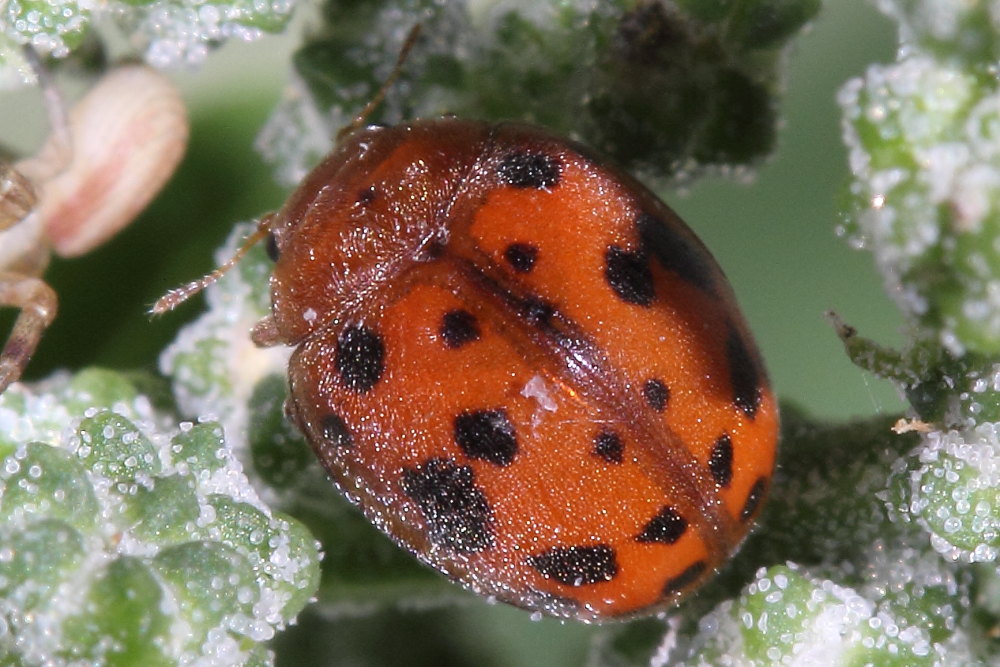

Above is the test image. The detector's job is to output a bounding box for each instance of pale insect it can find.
[0,52,188,393]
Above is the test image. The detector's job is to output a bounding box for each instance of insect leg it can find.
[0,273,57,393]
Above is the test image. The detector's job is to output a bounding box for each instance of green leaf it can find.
[0,370,320,664]
[153,541,256,642]
[61,557,173,666]
[64,368,141,413]
[0,519,84,611]
[122,474,201,544]
[0,441,99,532]
[908,425,1000,560]
[206,496,321,620]
[248,374,314,491]
[170,421,229,474]
[269,0,817,185]
[76,411,161,482]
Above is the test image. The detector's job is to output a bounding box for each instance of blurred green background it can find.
[0,2,905,665]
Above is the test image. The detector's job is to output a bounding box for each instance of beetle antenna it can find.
[155,24,420,316]
[337,23,422,141]
[150,217,272,315]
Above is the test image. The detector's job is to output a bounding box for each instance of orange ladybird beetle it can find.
[160,114,779,622]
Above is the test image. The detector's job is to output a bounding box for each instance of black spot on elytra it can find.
[497,152,562,189]
[741,477,767,521]
[636,506,687,544]
[320,414,353,449]
[440,310,480,349]
[709,434,733,487]
[605,246,654,306]
[528,544,618,586]
[727,326,763,419]
[593,429,624,464]
[636,212,715,293]
[357,186,377,205]
[265,233,279,262]
[336,325,385,393]
[454,409,518,466]
[643,379,669,412]
[519,297,555,327]
[504,243,539,273]
[662,560,708,596]
[401,458,494,553]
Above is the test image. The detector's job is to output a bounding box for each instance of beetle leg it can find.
[0,164,38,231]
[250,315,282,347]
[0,273,58,393]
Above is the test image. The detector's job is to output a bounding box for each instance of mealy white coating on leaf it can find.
[854,536,967,638]
[0,373,319,665]
[3,0,91,59]
[905,423,1000,562]
[256,0,592,185]
[194,627,253,665]
[448,0,593,34]
[1,0,296,84]
[136,3,265,69]
[839,58,973,258]
[160,222,290,449]
[7,538,110,662]
[648,614,682,667]
[839,54,1000,352]
[0,390,71,448]
[0,371,153,448]
[255,71,352,187]
[874,0,1000,50]
[687,601,742,666]
[679,555,975,665]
